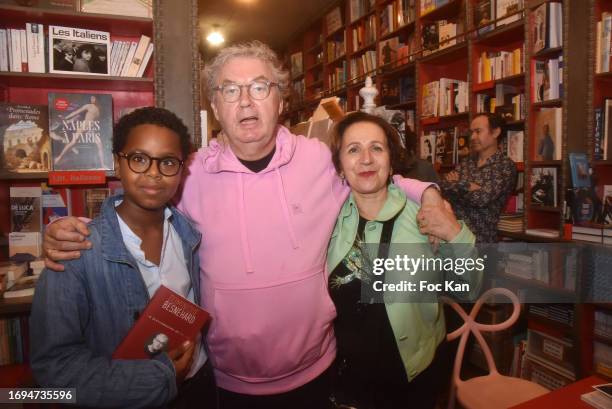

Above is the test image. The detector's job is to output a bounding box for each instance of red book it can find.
[113,285,211,360]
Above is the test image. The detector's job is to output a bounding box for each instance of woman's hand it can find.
[417,200,461,242]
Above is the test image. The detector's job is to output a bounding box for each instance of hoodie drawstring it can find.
[275,168,299,250]
[237,173,255,273]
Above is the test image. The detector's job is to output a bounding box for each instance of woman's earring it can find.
[340,173,346,186]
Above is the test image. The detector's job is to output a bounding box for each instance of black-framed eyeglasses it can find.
[117,152,184,177]
[212,80,279,103]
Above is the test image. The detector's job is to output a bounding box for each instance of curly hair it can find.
[330,112,407,178]
[204,40,290,102]
[473,112,507,142]
[113,107,192,159]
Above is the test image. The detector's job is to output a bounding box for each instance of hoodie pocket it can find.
[208,266,336,383]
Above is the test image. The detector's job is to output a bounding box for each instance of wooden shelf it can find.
[498,230,566,242]
[0,4,152,37]
[379,20,416,42]
[526,205,562,213]
[326,54,347,66]
[351,42,377,56]
[379,61,416,77]
[420,112,469,126]
[387,100,416,110]
[594,334,612,346]
[532,99,563,108]
[0,71,154,92]
[305,62,323,71]
[305,43,323,54]
[419,0,463,21]
[0,170,116,180]
[595,72,612,82]
[473,73,525,92]
[419,42,468,65]
[306,79,324,88]
[532,46,563,60]
[347,9,376,26]
[0,296,33,317]
[530,160,562,166]
[506,119,526,127]
[472,19,525,46]
[527,313,574,335]
[326,25,346,39]
[593,160,612,166]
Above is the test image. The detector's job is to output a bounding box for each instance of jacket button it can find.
[367,224,376,231]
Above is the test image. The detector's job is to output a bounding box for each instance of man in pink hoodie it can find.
[43,41,442,408]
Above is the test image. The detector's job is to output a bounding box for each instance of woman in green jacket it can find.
[327,112,482,409]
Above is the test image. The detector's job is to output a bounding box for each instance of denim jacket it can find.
[30,195,202,409]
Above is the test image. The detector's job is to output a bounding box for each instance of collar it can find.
[340,184,407,222]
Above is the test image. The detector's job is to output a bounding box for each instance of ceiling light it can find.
[207,31,225,46]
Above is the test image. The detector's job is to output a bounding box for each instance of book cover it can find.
[568,153,591,189]
[534,108,561,160]
[381,78,400,106]
[399,76,415,103]
[80,0,152,18]
[0,103,51,173]
[602,185,612,225]
[507,130,523,162]
[41,184,71,227]
[474,0,494,34]
[48,92,113,171]
[326,7,343,34]
[290,52,303,78]
[421,22,439,54]
[48,25,110,75]
[113,285,211,360]
[530,167,557,207]
[435,127,455,166]
[378,37,399,70]
[0,0,75,9]
[532,2,548,53]
[604,99,612,160]
[84,188,109,219]
[10,186,42,233]
[454,123,470,163]
[8,232,41,258]
[420,132,436,163]
[496,0,522,27]
[421,81,439,117]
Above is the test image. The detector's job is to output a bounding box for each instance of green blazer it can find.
[327,184,482,382]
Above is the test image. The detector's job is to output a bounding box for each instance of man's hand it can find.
[417,200,462,242]
[43,217,91,271]
[168,341,195,385]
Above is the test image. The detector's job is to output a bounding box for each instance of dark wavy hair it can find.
[113,107,192,159]
[330,111,407,178]
[473,112,506,142]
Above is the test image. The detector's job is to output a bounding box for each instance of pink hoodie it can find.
[177,126,432,395]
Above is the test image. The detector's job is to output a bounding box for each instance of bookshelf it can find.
[283,0,610,390]
[0,0,202,386]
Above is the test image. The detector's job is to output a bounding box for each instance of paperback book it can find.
[48,25,110,75]
[530,167,557,207]
[534,108,562,161]
[48,92,113,171]
[0,103,51,173]
[113,285,211,360]
[10,186,42,233]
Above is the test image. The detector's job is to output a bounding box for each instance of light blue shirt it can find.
[116,203,206,378]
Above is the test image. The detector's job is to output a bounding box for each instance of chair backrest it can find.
[440,288,521,385]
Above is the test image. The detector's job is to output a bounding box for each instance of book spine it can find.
[0,29,7,72]
[126,35,150,77]
[594,107,603,160]
[120,41,137,77]
[25,23,45,73]
[19,29,28,72]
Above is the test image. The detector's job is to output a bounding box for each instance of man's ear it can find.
[492,126,501,140]
[211,98,220,121]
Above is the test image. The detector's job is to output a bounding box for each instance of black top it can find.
[328,217,408,408]
[238,146,276,173]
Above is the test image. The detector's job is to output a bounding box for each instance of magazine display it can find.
[48,25,110,75]
[113,285,211,360]
[48,92,113,171]
[0,103,51,173]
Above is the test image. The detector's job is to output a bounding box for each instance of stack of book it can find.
[498,213,524,233]
[477,47,524,83]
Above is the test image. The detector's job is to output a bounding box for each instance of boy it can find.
[30,107,214,409]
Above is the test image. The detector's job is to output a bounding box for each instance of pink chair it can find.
[441,288,549,409]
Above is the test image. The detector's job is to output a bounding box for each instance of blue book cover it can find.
[569,152,591,189]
